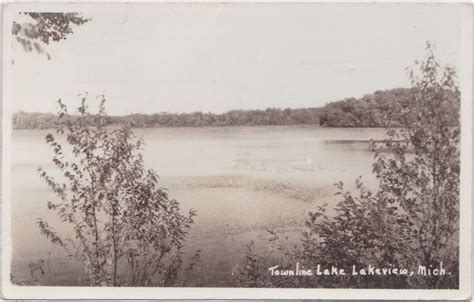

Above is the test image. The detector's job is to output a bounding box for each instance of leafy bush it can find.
[372,42,460,288]
[35,96,199,286]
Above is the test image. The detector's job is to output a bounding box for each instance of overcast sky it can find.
[10,3,464,115]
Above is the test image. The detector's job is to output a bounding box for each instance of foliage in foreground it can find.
[12,12,91,60]
[34,96,199,286]
[238,43,460,289]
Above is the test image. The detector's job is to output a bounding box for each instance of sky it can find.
[9,3,465,115]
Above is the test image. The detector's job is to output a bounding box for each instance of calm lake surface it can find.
[10,125,387,286]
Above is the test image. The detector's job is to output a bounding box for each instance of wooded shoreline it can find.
[13,88,415,129]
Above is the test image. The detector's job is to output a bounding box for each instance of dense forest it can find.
[12,88,416,129]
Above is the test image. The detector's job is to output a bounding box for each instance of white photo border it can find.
[1,2,471,299]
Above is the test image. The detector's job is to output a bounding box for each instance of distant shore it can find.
[12,87,414,130]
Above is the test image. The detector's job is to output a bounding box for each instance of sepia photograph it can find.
[1,2,472,299]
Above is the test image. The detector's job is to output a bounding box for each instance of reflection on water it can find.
[10,125,387,285]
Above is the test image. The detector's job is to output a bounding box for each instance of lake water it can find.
[10,125,387,286]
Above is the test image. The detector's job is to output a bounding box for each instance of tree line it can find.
[12,107,320,129]
[12,88,422,130]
